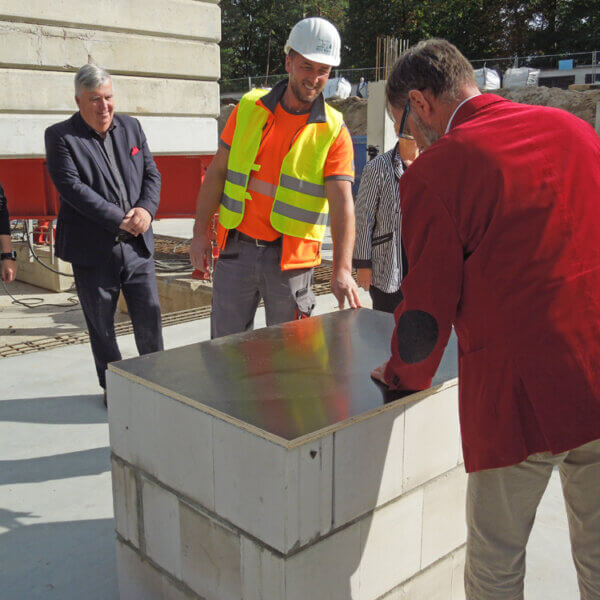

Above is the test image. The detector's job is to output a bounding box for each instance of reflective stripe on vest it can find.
[218,88,343,241]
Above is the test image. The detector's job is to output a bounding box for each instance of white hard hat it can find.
[284,17,341,67]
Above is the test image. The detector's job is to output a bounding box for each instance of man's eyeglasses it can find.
[398,101,414,141]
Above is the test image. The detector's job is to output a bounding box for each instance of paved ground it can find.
[0,220,581,599]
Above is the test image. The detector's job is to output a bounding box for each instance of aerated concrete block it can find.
[240,537,285,600]
[284,522,362,600]
[213,418,290,553]
[333,405,405,528]
[421,467,467,568]
[112,457,139,548]
[108,373,215,511]
[357,488,423,600]
[285,435,334,546]
[142,477,182,579]
[116,540,196,600]
[402,386,461,492]
[180,502,242,600]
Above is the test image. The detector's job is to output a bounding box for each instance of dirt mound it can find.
[218,87,598,137]
[327,96,368,135]
[494,87,600,127]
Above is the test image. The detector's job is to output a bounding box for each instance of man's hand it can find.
[189,231,212,274]
[331,267,362,309]
[370,361,388,384]
[1,259,16,283]
[356,267,372,291]
[120,207,152,236]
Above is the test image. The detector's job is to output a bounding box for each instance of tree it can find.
[220,0,348,81]
[221,0,600,79]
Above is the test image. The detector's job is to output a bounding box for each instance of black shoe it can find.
[103,390,107,408]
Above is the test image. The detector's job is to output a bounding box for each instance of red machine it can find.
[0,155,214,221]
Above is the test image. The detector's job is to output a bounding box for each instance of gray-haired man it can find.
[45,64,164,406]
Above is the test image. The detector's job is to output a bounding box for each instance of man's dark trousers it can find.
[72,236,163,388]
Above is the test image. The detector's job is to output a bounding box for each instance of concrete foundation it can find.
[13,241,74,292]
[107,310,466,599]
[118,273,212,315]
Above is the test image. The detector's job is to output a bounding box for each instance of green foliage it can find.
[220,0,348,80]
[221,0,600,78]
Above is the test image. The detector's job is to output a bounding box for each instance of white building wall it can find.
[0,0,220,157]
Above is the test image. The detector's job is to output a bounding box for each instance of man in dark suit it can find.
[45,64,164,406]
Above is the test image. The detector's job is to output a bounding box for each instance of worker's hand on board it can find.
[356,267,372,291]
[189,232,212,274]
[370,361,388,385]
[331,267,362,310]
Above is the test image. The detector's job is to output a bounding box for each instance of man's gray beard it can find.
[412,111,440,148]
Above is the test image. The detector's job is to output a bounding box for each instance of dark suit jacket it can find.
[383,94,600,472]
[45,112,161,266]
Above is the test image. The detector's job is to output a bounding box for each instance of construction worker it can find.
[190,17,361,338]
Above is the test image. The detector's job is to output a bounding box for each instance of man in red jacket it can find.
[372,39,600,599]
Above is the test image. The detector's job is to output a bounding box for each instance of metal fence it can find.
[220,50,600,95]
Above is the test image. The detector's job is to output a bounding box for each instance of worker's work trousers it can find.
[72,237,163,389]
[465,437,600,600]
[210,233,315,339]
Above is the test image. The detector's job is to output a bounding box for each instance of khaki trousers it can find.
[465,437,600,600]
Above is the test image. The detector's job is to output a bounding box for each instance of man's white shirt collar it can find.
[445,94,479,134]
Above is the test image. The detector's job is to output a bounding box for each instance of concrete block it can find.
[116,539,196,600]
[0,0,221,41]
[14,241,73,291]
[333,406,404,527]
[421,467,467,568]
[180,502,241,600]
[240,537,285,600]
[108,375,215,511]
[213,418,289,552]
[154,387,215,510]
[0,114,217,158]
[285,522,362,600]
[0,22,219,79]
[285,434,333,546]
[108,374,161,480]
[112,457,139,548]
[118,272,214,316]
[403,386,461,492]
[357,489,423,600]
[395,551,454,600]
[137,117,218,155]
[142,477,182,579]
[0,69,219,117]
[451,546,467,600]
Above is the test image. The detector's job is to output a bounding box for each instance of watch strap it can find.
[0,251,16,260]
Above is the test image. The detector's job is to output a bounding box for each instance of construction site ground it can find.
[0,220,580,599]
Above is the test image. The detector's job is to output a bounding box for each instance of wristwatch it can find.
[0,251,16,261]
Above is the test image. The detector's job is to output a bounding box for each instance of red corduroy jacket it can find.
[384,94,600,472]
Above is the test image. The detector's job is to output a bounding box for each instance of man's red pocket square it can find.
[131,146,140,156]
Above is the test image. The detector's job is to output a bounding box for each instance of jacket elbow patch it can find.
[397,310,439,364]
